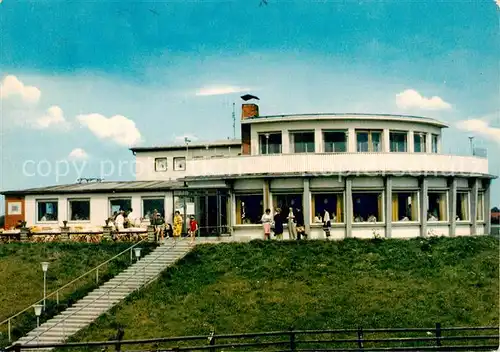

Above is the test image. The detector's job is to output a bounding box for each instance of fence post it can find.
[114,327,124,352]
[435,323,442,347]
[357,327,364,351]
[96,268,99,284]
[289,328,296,352]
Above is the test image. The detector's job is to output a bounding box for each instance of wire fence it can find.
[4,325,499,352]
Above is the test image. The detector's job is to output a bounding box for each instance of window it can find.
[477,192,485,222]
[37,200,58,222]
[173,157,186,171]
[356,130,382,152]
[290,131,315,153]
[236,194,263,224]
[414,133,427,153]
[431,134,439,153]
[7,202,22,215]
[109,198,132,217]
[69,199,90,221]
[155,158,168,172]
[353,192,384,222]
[391,192,419,222]
[428,192,447,221]
[456,192,470,221]
[143,198,165,220]
[273,194,303,213]
[259,133,282,154]
[390,131,407,152]
[323,131,347,153]
[311,193,344,223]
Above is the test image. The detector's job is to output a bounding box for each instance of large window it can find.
[155,158,168,172]
[273,194,303,213]
[323,131,347,153]
[392,192,419,222]
[143,198,165,220]
[312,193,344,223]
[356,130,382,152]
[236,194,263,224]
[456,192,470,221]
[353,192,384,222]
[259,133,282,154]
[69,199,90,221]
[428,192,447,221]
[37,200,58,222]
[390,131,407,152]
[173,157,186,171]
[109,198,132,217]
[477,192,485,222]
[414,133,427,153]
[290,131,315,153]
[431,134,439,153]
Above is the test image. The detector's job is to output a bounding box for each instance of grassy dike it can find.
[0,242,156,347]
[69,236,498,346]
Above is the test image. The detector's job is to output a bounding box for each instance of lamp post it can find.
[41,262,49,310]
[33,304,43,328]
[134,248,144,283]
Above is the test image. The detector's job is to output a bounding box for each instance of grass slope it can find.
[72,237,498,345]
[0,242,155,347]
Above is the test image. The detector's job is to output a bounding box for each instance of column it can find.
[383,128,390,152]
[60,225,70,241]
[263,179,270,210]
[471,178,478,235]
[348,128,356,153]
[484,179,492,235]
[282,130,290,154]
[385,176,392,238]
[314,128,322,153]
[420,177,428,237]
[449,178,457,237]
[226,190,233,235]
[103,225,113,241]
[408,131,414,153]
[303,178,311,236]
[20,227,30,242]
[426,133,432,153]
[345,177,353,238]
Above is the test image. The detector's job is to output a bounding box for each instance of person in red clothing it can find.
[188,216,199,245]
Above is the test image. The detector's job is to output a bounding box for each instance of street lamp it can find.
[134,248,142,260]
[41,262,49,310]
[33,304,43,327]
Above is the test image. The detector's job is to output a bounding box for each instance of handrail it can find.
[0,239,147,331]
[21,240,184,345]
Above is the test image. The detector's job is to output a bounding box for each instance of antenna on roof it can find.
[232,102,236,139]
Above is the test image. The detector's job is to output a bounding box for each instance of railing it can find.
[0,240,148,344]
[4,325,499,351]
[18,240,180,346]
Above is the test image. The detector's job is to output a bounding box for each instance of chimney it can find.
[239,94,260,155]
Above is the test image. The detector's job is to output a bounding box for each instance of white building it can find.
[2,99,496,239]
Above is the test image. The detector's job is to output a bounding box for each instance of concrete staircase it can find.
[14,240,192,350]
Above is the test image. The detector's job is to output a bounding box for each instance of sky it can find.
[0,0,499,215]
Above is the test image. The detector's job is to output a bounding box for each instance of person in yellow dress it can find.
[173,211,183,239]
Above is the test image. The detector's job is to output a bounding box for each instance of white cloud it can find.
[0,75,41,104]
[174,134,198,143]
[195,85,250,96]
[34,105,69,129]
[76,113,142,146]
[456,118,500,144]
[68,148,89,160]
[395,89,452,110]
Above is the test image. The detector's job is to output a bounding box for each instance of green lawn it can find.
[69,236,498,349]
[0,242,156,347]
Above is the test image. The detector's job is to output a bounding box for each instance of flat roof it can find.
[241,113,449,128]
[130,139,241,153]
[1,180,185,196]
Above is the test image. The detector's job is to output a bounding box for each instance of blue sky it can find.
[1,0,499,215]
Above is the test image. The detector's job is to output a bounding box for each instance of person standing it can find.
[295,208,306,240]
[286,207,297,240]
[188,215,199,245]
[323,209,331,240]
[173,211,183,239]
[261,208,273,240]
[114,210,125,232]
[273,208,284,240]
